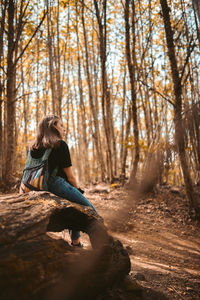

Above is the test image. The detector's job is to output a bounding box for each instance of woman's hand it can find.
[78,187,84,194]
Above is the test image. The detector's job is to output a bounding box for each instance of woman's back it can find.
[31,140,72,182]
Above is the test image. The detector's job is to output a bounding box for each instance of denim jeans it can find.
[48,176,97,241]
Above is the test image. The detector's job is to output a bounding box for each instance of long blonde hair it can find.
[31,115,62,149]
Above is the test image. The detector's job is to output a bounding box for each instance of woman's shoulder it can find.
[54,140,69,150]
[30,145,46,158]
[59,139,68,145]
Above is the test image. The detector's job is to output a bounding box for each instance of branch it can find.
[138,79,175,107]
[182,69,191,86]
[14,10,47,66]
[182,100,200,117]
[80,0,94,15]
[12,88,46,103]
[180,38,196,82]
[0,65,6,76]
[14,0,31,50]
[192,0,200,50]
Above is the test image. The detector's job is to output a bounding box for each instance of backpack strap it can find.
[42,148,52,160]
[42,148,58,177]
[26,147,57,177]
[43,148,58,177]
[26,148,52,161]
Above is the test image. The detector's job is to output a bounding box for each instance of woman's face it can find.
[55,119,65,139]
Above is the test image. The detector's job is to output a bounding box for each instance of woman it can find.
[29,115,97,247]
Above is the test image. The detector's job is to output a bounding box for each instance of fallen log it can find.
[0,191,130,300]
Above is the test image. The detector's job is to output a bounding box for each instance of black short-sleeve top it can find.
[30,140,72,182]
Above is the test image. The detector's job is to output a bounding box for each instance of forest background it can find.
[0,0,199,217]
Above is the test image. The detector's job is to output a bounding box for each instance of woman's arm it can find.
[63,166,78,188]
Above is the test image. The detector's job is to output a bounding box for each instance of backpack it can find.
[19,148,57,194]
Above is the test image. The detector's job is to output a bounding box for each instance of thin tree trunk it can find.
[20,47,28,148]
[55,0,62,117]
[6,0,16,183]
[110,92,117,179]
[125,0,139,184]
[75,3,90,183]
[121,105,132,182]
[120,64,126,171]
[46,0,56,114]
[36,35,40,126]
[81,0,106,181]
[193,0,200,22]
[94,0,114,182]
[160,0,199,218]
[0,0,7,182]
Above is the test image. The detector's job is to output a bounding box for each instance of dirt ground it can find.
[80,184,200,300]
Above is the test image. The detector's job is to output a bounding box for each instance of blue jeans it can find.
[48,176,97,241]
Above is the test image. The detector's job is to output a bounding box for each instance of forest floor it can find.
[80,183,200,300]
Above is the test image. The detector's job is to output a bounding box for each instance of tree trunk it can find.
[81,0,106,181]
[160,0,199,218]
[20,47,28,149]
[0,96,2,182]
[193,0,200,22]
[36,33,40,127]
[0,0,7,182]
[55,0,62,117]
[46,0,56,114]
[0,192,130,300]
[75,3,90,183]
[94,0,114,182]
[125,0,140,184]
[121,105,132,182]
[5,0,16,183]
[120,65,126,172]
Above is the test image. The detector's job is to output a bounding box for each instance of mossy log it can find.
[0,192,130,300]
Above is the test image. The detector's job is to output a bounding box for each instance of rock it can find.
[133,272,146,281]
[91,183,111,194]
[123,275,143,291]
[126,246,134,255]
[170,187,181,194]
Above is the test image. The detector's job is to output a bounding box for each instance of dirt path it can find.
[85,185,200,300]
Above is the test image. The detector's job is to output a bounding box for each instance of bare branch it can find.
[12,89,46,104]
[180,37,196,82]
[138,79,175,107]
[14,10,47,66]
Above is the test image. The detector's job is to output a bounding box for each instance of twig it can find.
[12,89,46,103]
[14,10,47,66]
[180,37,196,82]
[138,79,175,107]
[169,285,185,300]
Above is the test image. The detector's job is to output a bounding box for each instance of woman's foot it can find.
[71,241,83,248]
[71,238,83,248]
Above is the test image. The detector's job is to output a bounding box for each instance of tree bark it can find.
[120,65,126,173]
[81,0,106,181]
[125,0,140,184]
[5,0,16,183]
[55,0,62,117]
[121,105,132,181]
[0,0,7,182]
[20,45,28,149]
[46,0,56,114]
[94,0,114,182]
[193,0,200,22]
[0,192,130,300]
[75,3,90,183]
